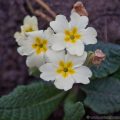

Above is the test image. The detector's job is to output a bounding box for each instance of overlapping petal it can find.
[46,50,65,64]
[54,75,74,91]
[65,52,87,68]
[26,53,45,68]
[81,27,97,45]
[70,12,89,30]
[50,15,69,33]
[73,66,92,84]
[51,33,66,51]
[66,41,85,56]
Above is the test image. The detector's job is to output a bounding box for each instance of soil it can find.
[0,0,120,119]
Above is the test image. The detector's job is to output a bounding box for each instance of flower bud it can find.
[92,49,106,65]
[72,1,88,16]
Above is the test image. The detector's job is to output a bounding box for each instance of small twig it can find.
[35,10,52,22]
[26,0,53,22]
[104,18,108,42]
[34,0,56,18]
[26,0,35,14]
[72,1,88,16]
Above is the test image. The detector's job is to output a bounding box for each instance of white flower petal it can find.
[50,15,69,33]
[17,45,34,56]
[44,27,54,46]
[45,28,54,36]
[84,37,97,45]
[24,16,38,26]
[23,15,31,24]
[73,66,92,84]
[14,32,27,46]
[70,12,89,30]
[54,75,74,91]
[74,75,90,84]
[40,63,56,81]
[52,33,66,51]
[66,41,84,56]
[81,27,97,45]
[40,72,56,81]
[46,49,65,64]
[66,52,87,68]
[17,39,34,56]
[44,27,54,38]
[26,53,45,68]
[27,30,44,38]
[40,63,56,73]
[76,66,92,77]
[21,16,38,33]
[30,16,38,26]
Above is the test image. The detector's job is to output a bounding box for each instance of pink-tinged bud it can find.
[72,1,88,16]
[92,49,106,65]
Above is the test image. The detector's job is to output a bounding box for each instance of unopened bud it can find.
[72,1,88,16]
[92,49,106,65]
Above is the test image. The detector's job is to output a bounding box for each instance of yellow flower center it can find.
[32,37,48,54]
[56,60,75,78]
[23,25,34,32]
[64,27,81,43]
[25,27,34,32]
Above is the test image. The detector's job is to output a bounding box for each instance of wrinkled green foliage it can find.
[81,77,120,114]
[64,91,85,120]
[113,68,120,79]
[0,82,66,120]
[86,41,120,78]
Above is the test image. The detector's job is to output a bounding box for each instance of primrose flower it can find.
[39,51,92,91]
[17,28,54,68]
[14,15,38,45]
[50,12,97,56]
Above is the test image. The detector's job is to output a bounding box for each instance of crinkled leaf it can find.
[86,41,120,78]
[64,91,85,120]
[81,77,120,114]
[0,81,66,120]
[113,69,120,80]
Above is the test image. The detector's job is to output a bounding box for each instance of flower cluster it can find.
[14,12,97,91]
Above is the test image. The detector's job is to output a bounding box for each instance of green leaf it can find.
[0,81,66,120]
[64,91,85,120]
[86,41,120,78]
[28,67,40,77]
[113,69,120,80]
[81,77,120,114]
